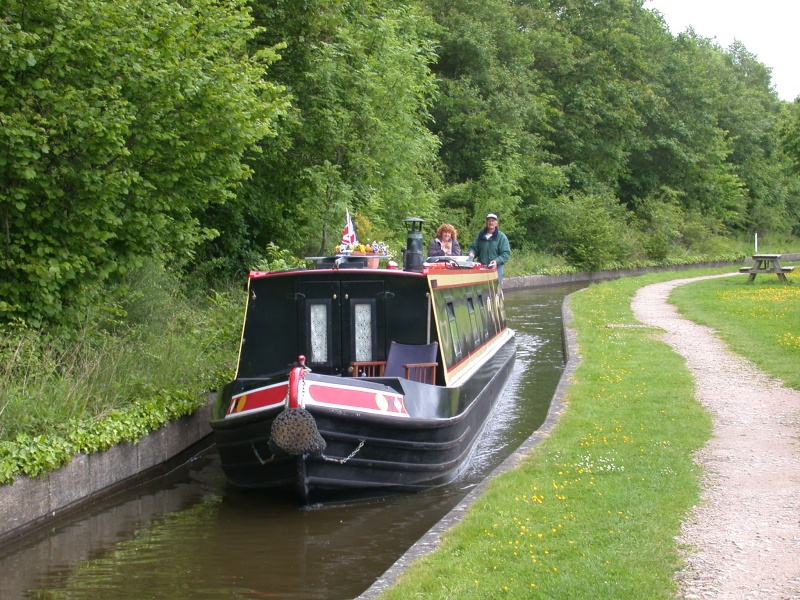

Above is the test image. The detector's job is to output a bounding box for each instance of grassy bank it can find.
[670,270,800,390]
[0,263,242,482]
[377,265,798,599]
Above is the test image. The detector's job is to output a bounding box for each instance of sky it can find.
[645,0,800,101]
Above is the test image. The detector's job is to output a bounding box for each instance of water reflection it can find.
[0,283,586,600]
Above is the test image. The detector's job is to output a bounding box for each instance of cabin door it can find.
[296,280,386,376]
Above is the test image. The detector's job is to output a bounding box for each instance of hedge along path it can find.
[631,274,800,599]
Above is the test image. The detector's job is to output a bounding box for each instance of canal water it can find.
[0,283,586,600]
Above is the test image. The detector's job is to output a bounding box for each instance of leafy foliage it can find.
[195,0,441,275]
[0,390,210,483]
[4,0,800,319]
[424,0,799,263]
[425,0,553,242]
[0,0,286,325]
[251,242,307,272]
[0,261,241,482]
[530,192,632,270]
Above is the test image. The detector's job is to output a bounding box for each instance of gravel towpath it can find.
[631,274,800,600]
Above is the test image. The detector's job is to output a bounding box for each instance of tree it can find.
[778,100,800,235]
[781,100,800,171]
[535,0,652,191]
[0,0,286,325]
[422,0,554,243]
[213,0,441,263]
[619,28,747,231]
[719,41,793,236]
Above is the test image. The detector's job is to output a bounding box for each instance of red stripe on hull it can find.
[227,383,288,416]
[305,382,408,416]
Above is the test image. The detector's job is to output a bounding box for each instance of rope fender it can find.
[268,359,326,457]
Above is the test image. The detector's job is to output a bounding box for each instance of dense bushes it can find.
[0,261,241,482]
[0,0,286,326]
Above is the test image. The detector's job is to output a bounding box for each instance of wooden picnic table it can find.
[738,253,795,282]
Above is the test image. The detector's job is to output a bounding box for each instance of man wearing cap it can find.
[467,213,511,285]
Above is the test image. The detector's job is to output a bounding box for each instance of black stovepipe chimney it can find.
[402,217,425,272]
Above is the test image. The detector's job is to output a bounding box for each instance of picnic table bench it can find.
[739,254,794,283]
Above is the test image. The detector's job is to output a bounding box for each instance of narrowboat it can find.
[210,219,516,505]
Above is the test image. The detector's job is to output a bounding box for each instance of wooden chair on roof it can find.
[352,341,438,384]
[351,360,386,377]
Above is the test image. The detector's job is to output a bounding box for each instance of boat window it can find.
[446,300,462,360]
[308,302,330,364]
[477,293,490,339]
[490,289,501,332]
[486,292,498,336]
[497,288,506,325]
[467,295,482,343]
[353,301,375,362]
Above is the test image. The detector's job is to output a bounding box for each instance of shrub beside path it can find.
[631,274,800,599]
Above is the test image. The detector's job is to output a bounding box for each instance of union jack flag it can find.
[341,209,357,246]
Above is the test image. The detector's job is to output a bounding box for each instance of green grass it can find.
[1,300,238,445]
[378,268,749,599]
[377,262,798,598]
[0,262,243,480]
[670,266,800,390]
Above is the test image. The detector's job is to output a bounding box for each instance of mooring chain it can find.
[252,442,273,465]
[321,438,365,464]
[300,371,308,398]
[255,437,365,465]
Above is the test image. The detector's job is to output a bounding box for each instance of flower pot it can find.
[350,252,381,268]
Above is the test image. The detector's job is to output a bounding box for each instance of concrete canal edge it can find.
[0,397,215,547]
[1,257,794,550]
[357,292,582,599]
[501,259,740,291]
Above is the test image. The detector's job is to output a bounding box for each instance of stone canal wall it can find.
[502,259,747,291]
[0,399,214,546]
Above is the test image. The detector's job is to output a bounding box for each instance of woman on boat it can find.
[428,223,461,257]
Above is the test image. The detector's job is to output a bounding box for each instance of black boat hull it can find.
[210,331,515,504]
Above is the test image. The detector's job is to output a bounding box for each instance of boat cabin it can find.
[235,260,505,390]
